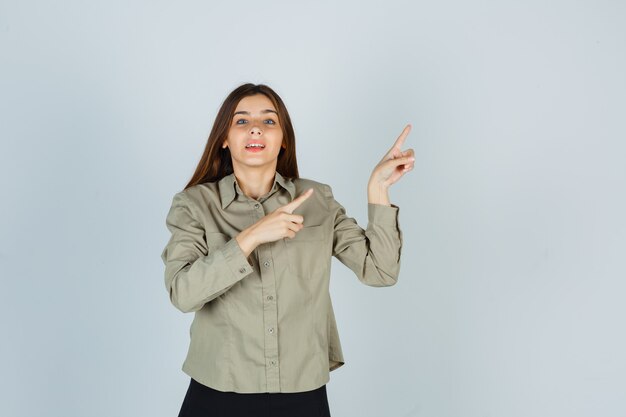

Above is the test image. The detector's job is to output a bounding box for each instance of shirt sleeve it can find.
[160,192,254,313]
[323,184,403,287]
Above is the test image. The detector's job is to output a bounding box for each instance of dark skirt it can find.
[178,378,332,417]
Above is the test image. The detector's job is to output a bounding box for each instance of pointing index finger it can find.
[283,188,314,213]
[392,124,412,150]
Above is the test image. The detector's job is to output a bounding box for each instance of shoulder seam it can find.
[321,183,332,199]
[177,191,202,221]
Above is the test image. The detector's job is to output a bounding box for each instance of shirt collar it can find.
[218,171,296,209]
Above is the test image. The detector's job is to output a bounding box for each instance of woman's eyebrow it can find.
[233,109,278,116]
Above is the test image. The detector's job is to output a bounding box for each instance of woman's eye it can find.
[235,119,276,125]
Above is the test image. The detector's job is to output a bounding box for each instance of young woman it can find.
[161,83,414,417]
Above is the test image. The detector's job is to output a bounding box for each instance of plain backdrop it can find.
[1,1,625,416]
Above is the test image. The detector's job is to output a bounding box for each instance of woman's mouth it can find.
[245,144,265,152]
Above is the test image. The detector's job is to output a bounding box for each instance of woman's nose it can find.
[249,125,262,135]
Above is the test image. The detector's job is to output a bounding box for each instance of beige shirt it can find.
[161,171,403,393]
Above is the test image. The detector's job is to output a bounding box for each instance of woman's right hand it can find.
[235,188,314,257]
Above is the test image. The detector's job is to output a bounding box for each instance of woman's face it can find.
[223,94,285,173]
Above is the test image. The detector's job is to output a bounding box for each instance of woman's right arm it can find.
[160,192,255,313]
[161,188,313,313]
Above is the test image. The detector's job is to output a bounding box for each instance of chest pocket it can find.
[285,224,327,279]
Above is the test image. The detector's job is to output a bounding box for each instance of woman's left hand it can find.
[369,124,415,189]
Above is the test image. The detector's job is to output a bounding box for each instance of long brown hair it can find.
[184,83,299,190]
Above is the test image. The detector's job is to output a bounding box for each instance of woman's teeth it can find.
[246,144,265,148]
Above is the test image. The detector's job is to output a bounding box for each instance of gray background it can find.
[1,1,625,416]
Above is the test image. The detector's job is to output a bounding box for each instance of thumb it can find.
[385,155,415,169]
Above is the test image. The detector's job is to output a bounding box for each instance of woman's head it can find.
[184,83,299,190]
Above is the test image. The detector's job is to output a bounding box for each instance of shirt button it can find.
[263,260,270,268]
[254,203,260,209]
[267,295,273,301]
[268,327,274,334]
[270,360,276,366]
[238,267,246,274]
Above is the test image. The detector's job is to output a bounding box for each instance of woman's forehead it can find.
[235,94,276,113]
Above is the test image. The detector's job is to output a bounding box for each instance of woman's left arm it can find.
[326,124,415,287]
[367,124,415,206]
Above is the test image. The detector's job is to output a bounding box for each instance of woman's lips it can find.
[245,146,265,153]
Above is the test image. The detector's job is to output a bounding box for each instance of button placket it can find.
[252,201,279,391]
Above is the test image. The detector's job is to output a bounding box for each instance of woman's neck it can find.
[233,168,276,200]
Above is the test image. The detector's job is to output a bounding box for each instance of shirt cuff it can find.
[221,237,254,278]
[367,203,399,226]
